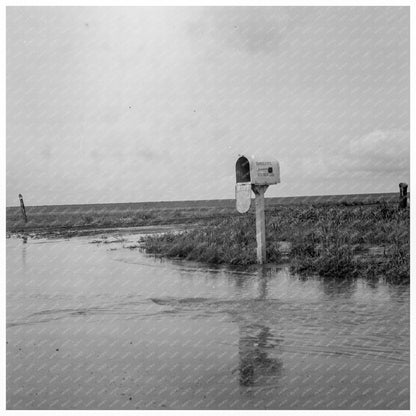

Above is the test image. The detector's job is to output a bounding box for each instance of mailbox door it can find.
[236,182,252,213]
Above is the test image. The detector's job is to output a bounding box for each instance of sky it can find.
[6,6,410,206]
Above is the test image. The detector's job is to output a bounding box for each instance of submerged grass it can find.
[142,203,409,283]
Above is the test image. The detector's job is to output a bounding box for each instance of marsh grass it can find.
[6,205,237,231]
[7,198,409,283]
[284,205,409,283]
[142,204,409,283]
[143,216,281,265]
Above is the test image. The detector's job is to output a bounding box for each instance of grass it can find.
[282,204,409,283]
[6,204,237,233]
[141,203,409,284]
[6,193,398,233]
[6,195,409,283]
[143,216,281,265]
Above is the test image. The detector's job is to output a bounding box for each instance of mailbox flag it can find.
[236,182,252,213]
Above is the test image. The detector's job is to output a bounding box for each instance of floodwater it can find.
[6,231,410,410]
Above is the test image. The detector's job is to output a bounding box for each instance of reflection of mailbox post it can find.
[235,155,280,264]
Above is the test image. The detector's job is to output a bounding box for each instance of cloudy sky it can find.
[6,6,409,206]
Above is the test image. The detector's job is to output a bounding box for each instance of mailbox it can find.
[235,155,280,214]
[235,154,281,264]
[236,155,280,186]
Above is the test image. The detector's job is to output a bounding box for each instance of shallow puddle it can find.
[6,232,409,410]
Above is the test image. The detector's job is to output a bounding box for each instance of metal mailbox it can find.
[236,155,280,186]
[235,154,281,264]
[235,155,280,214]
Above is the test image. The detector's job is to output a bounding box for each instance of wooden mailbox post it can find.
[235,155,280,264]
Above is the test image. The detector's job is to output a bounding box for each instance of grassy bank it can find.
[141,203,409,283]
[6,205,237,233]
[143,215,281,266]
[6,195,409,283]
[6,193,398,234]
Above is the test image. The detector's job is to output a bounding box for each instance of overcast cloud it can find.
[6,6,409,206]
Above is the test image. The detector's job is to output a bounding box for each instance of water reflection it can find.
[21,238,27,269]
[386,283,410,303]
[237,268,282,387]
[6,236,410,409]
[238,324,282,386]
[257,267,269,300]
[363,279,379,290]
[233,273,251,290]
[320,277,357,299]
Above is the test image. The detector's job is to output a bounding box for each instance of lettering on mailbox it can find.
[256,162,274,177]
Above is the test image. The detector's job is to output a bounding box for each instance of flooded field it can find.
[6,230,409,410]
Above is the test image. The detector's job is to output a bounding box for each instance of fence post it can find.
[399,183,408,209]
[19,194,27,223]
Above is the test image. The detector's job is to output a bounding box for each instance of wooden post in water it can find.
[399,183,408,209]
[18,194,27,223]
[252,185,268,264]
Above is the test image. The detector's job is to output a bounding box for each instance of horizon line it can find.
[5,191,401,209]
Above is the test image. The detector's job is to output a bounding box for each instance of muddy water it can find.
[6,233,409,410]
